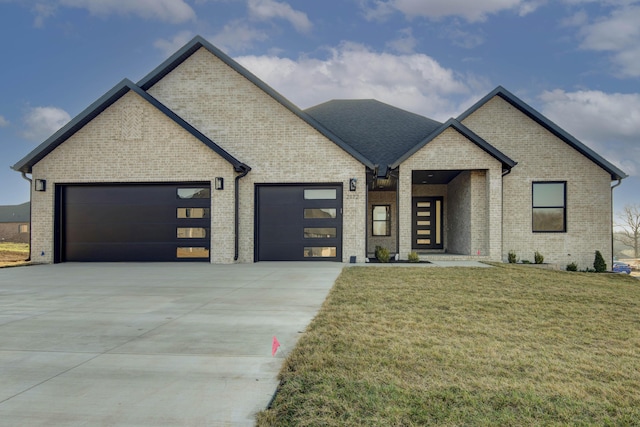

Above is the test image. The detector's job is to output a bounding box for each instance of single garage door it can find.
[256,185,342,261]
[57,183,211,262]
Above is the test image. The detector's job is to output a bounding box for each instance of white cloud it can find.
[386,27,417,54]
[540,89,640,176]
[576,5,640,77]
[22,106,71,142]
[154,31,195,57]
[32,0,196,27]
[236,42,476,120]
[247,0,312,33]
[363,0,541,22]
[0,115,9,127]
[211,20,269,52]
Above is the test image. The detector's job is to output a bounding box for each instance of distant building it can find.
[0,202,29,243]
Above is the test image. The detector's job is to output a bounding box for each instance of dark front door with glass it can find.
[412,197,443,250]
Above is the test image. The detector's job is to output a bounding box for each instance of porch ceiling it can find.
[412,170,462,185]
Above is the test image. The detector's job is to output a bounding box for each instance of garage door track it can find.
[0,262,343,426]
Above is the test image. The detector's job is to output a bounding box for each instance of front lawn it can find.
[257,264,640,426]
[0,242,29,267]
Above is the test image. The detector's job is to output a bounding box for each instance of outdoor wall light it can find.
[349,178,357,191]
[215,177,224,190]
[34,179,46,192]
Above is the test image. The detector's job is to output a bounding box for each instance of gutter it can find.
[234,165,251,261]
[611,179,623,268]
[19,172,32,262]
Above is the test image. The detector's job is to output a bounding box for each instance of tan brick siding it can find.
[461,96,613,269]
[147,47,367,262]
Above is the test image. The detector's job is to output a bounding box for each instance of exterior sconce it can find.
[215,177,224,190]
[349,178,357,191]
[35,179,46,192]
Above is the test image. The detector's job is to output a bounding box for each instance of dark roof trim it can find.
[138,36,376,169]
[457,86,627,181]
[390,118,518,170]
[12,79,249,174]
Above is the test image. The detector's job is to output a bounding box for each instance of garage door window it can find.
[304,228,337,238]
[177,188,211,199]
[177,247,209,258]
[304,189,336,199]
[177,227,207,238]
[304,208,336,219]
[304,247,337,257]
[177,207,210,218]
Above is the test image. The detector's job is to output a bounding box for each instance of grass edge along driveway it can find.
[257,264,640,426]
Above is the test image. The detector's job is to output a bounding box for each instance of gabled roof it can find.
[457,86,627,181]
[0,202,30,223]
[12,79,250,174]
[138,36,375,169]
[305,100,442,176]
[390,118,518,171]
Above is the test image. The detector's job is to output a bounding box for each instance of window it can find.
[532,182,566,232]
[177,208,210,218]
[177,228,208,239]
[304,189,336,200]
[372,205,391,236]
[177,188,210,199]
[304,247,337,257]
[18,224,29,233]
[303,208,336,219]
[176,247,209,258]
[304,228,337,238]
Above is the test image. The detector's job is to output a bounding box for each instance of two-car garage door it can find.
[57,184,211,262]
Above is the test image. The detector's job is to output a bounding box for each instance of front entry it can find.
[412,197,443,250]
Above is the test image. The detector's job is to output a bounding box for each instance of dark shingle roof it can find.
[305,100,442,176]
[0,202,30,223]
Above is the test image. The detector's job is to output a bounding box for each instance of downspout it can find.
[501,168,512,262]
[611,178,622,268]
[20,172,32,262]
[391,168,400,259]
[234,165,251,261]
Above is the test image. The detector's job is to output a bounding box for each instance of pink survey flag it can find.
[272,336,281,356]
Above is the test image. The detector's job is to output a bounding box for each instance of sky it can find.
[0,0,638,215]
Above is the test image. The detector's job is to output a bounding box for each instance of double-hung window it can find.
[532,182,566,232]
[372,205,391,236]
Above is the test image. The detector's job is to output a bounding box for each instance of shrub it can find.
[408,252,420,263]
[521,259,531,264]
[375,246,390,263]
[566,262,578,271]
[534,251,544,264]
[508,250,517,264]
[593,250,607,273]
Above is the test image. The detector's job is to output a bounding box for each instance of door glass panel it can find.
[304,189,337,200]
[417,220,430,226]
[417,202,431,208]
[176,247,209,258]
[304,208,337,219]
[177,188,210,199]
[177,207,210,218]
[436,199,442,245]
[417,211,431,217]
[304,247,337,257]
[304,228,337,238]
[417,239,431,245]
[177,228,207,238]
[417,229,431,235]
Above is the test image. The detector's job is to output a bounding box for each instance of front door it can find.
[412,197,443,250]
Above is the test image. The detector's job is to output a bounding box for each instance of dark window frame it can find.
[372,205,391,237]
[532,181,566,233]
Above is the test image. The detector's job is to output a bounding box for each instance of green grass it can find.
[257,264,640,426]
[0,242,29,253]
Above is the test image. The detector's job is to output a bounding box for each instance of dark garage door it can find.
[57,184,211,262]
[256,185,342,261]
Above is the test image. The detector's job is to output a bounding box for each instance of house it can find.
[12,36,626,268]
[0,202,30,243]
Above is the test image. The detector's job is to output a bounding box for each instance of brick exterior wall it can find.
[146,47,367,263]
[30,47,367,264]
[461,96,614,269]
[398,128,503,260]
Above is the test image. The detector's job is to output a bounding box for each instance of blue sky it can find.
[0,0,638,214]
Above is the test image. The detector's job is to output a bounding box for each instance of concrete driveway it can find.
[0,262,343,426]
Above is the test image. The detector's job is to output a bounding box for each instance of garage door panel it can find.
[59,184,210,262]
[256,185,342,261]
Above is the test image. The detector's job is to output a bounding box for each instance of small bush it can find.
[566,262,578,271]
[375,246,390,263]
[534,251,544,264]
[508,250,517,264]
[521,259,531,264]
[408,252,420,263]
[593,250,607,273]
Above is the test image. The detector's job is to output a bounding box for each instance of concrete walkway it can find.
[0,262,343,426]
